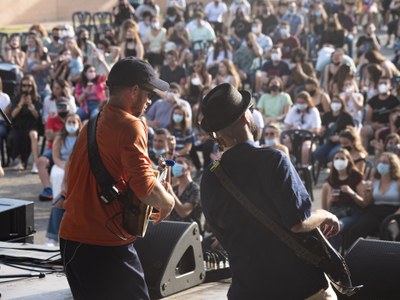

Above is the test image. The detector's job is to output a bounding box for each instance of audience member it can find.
[321,148,367,251]
[261,123,290,156]
[346,152,400,249]
[339,126,368,174]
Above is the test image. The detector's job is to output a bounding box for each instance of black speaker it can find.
[343,238,400,300]
[0,198,35,242]
[134,221,205,298]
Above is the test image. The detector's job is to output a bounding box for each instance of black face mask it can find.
[308,89,316,96]
[126,38,134,42]
[343,146,352,152]
[58,111,68,119]
[270,85,280,92]
[53,36,60,42]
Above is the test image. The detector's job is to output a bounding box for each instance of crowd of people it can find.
[1,0,400,254]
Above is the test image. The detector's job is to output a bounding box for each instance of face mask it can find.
[173,114,184,123]
[271,53,281,61]
[86,71,96,81]
[315,10,322,17]
[53,36,60,41]
[126,37,134,42]
[264,138,276,146]
[344,86,353,94]
[330,102,342,112]
[279,28,289,37]
[58,111,68,119]
[378,83,389,94]
[152,147,166,155]
[28,46,36,52]
[308,89,316,96]
[333,158,348,171]
[297,103,308,111]
[270,85,280,92]
[172,163,185,177]
[151,22,160,29]
[252,26,260,34]
[65,124,79,134]
[377,162,390,175]
[167,16,176,22]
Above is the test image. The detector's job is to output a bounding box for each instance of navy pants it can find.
[60,238,150,300]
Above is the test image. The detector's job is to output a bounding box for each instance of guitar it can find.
[122,158,174,238]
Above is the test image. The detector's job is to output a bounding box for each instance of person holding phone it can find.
[74,65,108,121]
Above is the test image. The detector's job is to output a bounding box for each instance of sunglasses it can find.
[56,104,68,110]
[139,85,156,99]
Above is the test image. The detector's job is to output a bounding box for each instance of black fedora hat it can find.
[201,83,251,132]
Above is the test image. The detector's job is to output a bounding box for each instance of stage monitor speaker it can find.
[134,221,205,298]
[344,238,400,300]
[0,198,34,242]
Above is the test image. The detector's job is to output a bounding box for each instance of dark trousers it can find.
[60,238,150,300]
[345,204,399,250]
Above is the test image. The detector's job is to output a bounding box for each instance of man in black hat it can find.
[200,83,340,299]
[59,57,174,300]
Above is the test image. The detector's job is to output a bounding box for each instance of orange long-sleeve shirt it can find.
[60,104,156,246]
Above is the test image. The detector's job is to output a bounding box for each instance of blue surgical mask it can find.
[377,163,390,176]
[28,46,36,52]
[172,163,185,177]
[264,139,276,146]
[152,148,166,155]
[173,114,184,123]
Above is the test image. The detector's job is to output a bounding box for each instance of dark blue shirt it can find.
[200,141,327,299]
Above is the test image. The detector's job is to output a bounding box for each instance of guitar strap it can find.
[210,160,322,266]
[87,113,121,204]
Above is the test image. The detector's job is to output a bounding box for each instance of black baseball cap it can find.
[106,57,169,91]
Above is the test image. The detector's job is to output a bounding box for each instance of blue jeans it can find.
[313,142,341,166]
[0,121,7,139]
[77,100,100,121]
[46,206,64,240]
[329,206,363,251]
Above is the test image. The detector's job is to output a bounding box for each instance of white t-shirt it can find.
[42,95,77,123]
[284,106,321,130]
[204,2,228,23]
[145,28,167,53]
[0,92,10,122]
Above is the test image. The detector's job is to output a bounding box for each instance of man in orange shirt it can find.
[59,58,175,300]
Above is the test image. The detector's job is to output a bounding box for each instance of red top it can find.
[45,115,64,148]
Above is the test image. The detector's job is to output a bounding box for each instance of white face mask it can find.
[296,103,308,111]
[279,28,289,37]
[251,26,260,34]
[330,102,342,112]
[333,158,348,171]
[344,86,353,94]
[65,124,79,134]
[378,83,389,94]
[271,53,281,61]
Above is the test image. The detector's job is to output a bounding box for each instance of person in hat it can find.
[200,83,340,299]
[59,57,175,300]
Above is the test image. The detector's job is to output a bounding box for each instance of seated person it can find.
[38,100,71,201]
[167,105,194,157]
[339,127,368,174]
[313,95,354,166]
[148,128,176,167]
[321,148,367,251]
[167,156,203,233]
[346,152,400,249]
[284,91,321,164]
[146,83,191,129]
[361,77,400,150]
[372,133,400,162]
[46,113,82,246]
[261,124,289,157]
[256,76,292,125]
[304,77,331,116]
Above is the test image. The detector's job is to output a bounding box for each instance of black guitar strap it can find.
[87,113,120,204]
